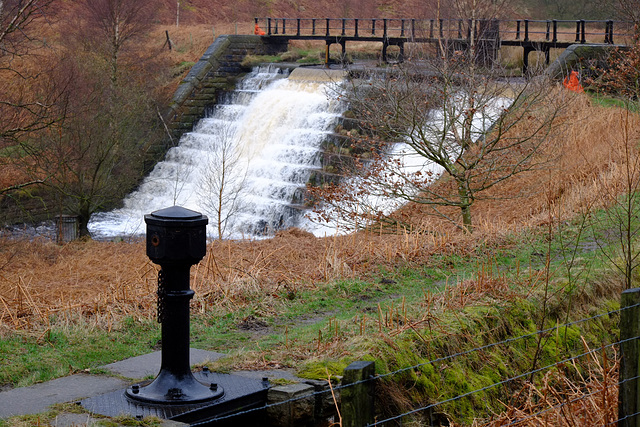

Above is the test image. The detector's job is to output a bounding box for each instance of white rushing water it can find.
[89,66,347,239]
[307,95,512,233]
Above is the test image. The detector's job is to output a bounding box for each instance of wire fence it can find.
[193,300,637,426]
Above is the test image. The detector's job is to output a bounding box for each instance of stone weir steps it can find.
[162,35,372,228]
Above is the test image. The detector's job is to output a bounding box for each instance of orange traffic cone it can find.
[563,70,584,93]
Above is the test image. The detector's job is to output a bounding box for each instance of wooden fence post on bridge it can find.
[620,288,640,427]
[342,361,375,427]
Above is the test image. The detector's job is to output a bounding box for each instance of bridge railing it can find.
[500,19,635,45]
[256,17,480,41]
[255,17,635,45]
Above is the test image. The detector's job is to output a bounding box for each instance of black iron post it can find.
[125,206,223,405]
[545,20,550,41]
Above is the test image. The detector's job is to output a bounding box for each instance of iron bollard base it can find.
[81,370,269,423]
[125,369,224,404]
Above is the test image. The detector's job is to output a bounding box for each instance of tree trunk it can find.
[460,204,473,233]
[78,214,91,237]
[78,201,92,237]
[457,181,473,233]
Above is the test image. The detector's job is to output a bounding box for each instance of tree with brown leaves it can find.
[314,56,563,233]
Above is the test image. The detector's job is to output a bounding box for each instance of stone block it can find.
[181,106,206,116]
[202,77,231,85]
[190,90,220,99]
[183,99,207,109]
[267,383,315,427]
[188,60,214,82]
[171,83,195,105]
[304,379,339,421]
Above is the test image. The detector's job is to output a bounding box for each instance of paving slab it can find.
[50,413,187,426]
[50,413,97,427]
[0,374,128,419]
[231,368,304,382]
[103,348,225,379]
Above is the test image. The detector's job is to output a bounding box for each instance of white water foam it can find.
[89,67,346,239]
[303,95,512,235]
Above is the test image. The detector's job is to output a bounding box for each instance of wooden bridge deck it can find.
[254,17,633,72]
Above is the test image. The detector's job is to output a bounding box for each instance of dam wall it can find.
[164,35,288,142]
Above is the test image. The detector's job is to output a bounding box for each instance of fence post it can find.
[609,20,615,44]
[342,361,375,427]
[620,288,640,427]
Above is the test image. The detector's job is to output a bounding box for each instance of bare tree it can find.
[315,56,563,233]
[0,0,58,145]
[196,122,248,240]
[593,107,640,290]
[77,0,154,86]
[12,48,163,236]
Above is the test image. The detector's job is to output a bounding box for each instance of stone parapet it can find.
[163,35,288,143]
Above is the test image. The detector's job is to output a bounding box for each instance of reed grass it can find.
[2,94,637,331]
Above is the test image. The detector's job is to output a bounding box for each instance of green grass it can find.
[589,93,640,112]
[0,318,160,388]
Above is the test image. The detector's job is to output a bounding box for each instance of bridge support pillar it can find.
[522,45,534,75]
[382,41,404,64]
[522,44,551,75]
[325,40,348,67]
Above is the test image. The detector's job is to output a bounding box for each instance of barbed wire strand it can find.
[368,337,635,426]
[192,304,637,425]
[606,410,640,426]
[374,302,635,383]
[504,374,640,426]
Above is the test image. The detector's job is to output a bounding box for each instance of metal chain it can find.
[157,269,166,323]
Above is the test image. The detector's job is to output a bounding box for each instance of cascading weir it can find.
[89,66,347,239]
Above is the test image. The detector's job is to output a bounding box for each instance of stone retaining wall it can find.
[164,35,288,142]
[545,43,625,81]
